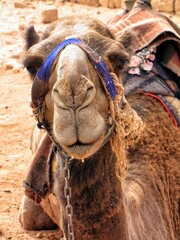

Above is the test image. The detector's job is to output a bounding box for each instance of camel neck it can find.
[56,143,128,240]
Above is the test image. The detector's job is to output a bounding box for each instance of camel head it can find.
[23,16,136,160]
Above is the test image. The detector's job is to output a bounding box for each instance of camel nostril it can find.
[52,88,69,109]
[83,86,94,102]
[79,84,95,110]
[53,79,95,110]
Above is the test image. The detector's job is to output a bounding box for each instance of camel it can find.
[19,2,180,240]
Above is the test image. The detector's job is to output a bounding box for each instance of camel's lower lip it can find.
[68,140,92,148]
[62,137,104,159]
[65,142,92,158]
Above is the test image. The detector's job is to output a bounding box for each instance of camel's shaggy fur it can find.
[19,15,180,240]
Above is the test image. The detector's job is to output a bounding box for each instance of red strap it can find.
[144,92,178,127]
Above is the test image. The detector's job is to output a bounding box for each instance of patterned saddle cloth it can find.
[108,1,180,127]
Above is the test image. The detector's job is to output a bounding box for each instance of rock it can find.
[19,23,26,31]
[4,208,11,213]
[41,8,58,23]
[14,2,26,8]
[151,0,158,9]
[5,40,13,45]
[47,232,63,240]
[4,31,17,37]
[76,0,100,7]
[151,0,173,12]
[113,0,123,8]
[0,230,4,237]
[108,0,115,8]
[36,232,44,238]
[46,1,55,5]
[99,0,123,8]
[4,60,21,73]
[175,0,180,12]
[4,189,12,193]
[65,0,123,7]
[99,0,109,7]
[5,62,14,70]
[13,67,21,74]
[54,0,64,7]
[160,1,173,12]
[11,53,21,59]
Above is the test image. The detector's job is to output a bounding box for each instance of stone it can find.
[76,0,100,7]
[5,40,13,45]
[36,232,44,238]
[13,62,21,74]
[151,0,174,12]
[46,1,55,5]
[108,0,122,8]
[175,0,180,12]
[113,0,123,8]
[14,2,26,8]
[159,1,173,12]
[4,60,21,73]
[4,189,12,193]
[108,0,115,8]
[5,62,14,70]
[47,232,63,240]
[18,23,26,31]
[99,0,109,7]
[76,0,123,8]
[151,0,159,10]
[11,53,21,59]
[0,231,4,237]
[41,8,58,24]
[13,67,20,74]
[55,0,64,7]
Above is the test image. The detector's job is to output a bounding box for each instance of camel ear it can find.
[104,31,135,76]
[105,42,130,76]
[116,30,135,56]
[107,50,130,76]
[24,26,40,50]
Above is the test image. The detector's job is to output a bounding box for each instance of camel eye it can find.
[26,65,37,74]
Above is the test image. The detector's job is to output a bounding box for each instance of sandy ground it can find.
[0,1,179,239]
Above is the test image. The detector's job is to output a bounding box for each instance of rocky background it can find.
[0,1,179,240]
[57,0,180,12]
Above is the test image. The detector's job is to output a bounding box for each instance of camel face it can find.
[24,16,131,160]
[51,44,108,159]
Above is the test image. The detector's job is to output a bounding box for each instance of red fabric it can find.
[144,92,178,127]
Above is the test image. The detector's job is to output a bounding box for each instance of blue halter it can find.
[36,37,117,99]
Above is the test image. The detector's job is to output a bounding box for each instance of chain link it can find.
[64,161,75,240]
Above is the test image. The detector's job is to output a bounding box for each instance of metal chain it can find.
[64,160,75,240]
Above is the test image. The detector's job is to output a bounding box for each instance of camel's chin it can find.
[62,139,103,160]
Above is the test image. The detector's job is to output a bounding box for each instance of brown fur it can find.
[124,94,180,240]
[20,16,180,240]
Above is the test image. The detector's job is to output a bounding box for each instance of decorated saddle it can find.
[108,0,180,126]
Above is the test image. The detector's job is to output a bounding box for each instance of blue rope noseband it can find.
[31,38,117,114]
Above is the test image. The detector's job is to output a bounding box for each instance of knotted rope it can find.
[109,73,144,178]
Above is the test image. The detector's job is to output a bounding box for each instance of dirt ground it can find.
[0,1,179,239]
